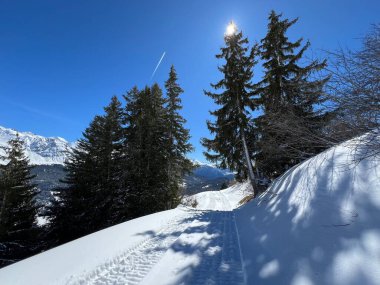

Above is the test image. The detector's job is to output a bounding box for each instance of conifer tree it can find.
[124,84,172,216]
[47,115,106,244]
[123,86,145,217]
[164,66,193,207]
[201,23,259,196]
[0,135,39,266]
[143,84,171,212]
[96,96,125,225]
[255,11,330,177]
[47,96,125,244]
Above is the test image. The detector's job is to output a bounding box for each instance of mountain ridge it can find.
[0,125,72,165]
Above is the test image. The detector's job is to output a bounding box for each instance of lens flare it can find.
[226,21,237,36]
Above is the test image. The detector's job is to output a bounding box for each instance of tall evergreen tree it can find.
[96,96,126,225]
[123,86,146,217]
[0,135,39,267]
[164,65,193,207]
[124,84,173,216]
[201,22,259,196]
[47,96,125,245]
[255,11,330,177]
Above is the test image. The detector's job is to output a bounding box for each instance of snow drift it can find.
[236,135,380,285]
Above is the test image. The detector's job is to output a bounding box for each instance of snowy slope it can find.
[0,209,188,285]
[0,135,379,285]
[0,186,248,285]
[0,208,246,285]
[0,125,72,165]
[236,135,380,285]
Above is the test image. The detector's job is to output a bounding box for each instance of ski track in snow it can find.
[183,211,245,285]
[69,213,193,285]
[69,191,245,285]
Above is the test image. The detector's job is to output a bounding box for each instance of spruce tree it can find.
[123,86,146,218]
[95,96,125,225]
[47,96,125,244]
[164,66,193,207]
[0,135,39,267]
[201,23,259,196]
[47,115,105,244]
[124,84,172,216]
[255,11,330,177]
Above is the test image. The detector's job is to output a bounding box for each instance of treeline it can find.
[202,11,379,197]
[0,66,193,266]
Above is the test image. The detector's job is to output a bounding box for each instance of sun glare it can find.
[226,21,237,36]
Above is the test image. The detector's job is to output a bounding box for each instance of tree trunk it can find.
[241,129,257,197]
[236,94,257,197]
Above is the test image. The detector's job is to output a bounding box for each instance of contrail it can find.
[151,51,166,79]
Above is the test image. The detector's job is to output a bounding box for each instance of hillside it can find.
[0,136,379,285]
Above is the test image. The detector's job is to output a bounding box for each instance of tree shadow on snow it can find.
[236,147,380,285]
[136,210,245,284]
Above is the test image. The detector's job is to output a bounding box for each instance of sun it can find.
[225,21,237,36]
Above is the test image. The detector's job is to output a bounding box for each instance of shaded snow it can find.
[236,135,380,285]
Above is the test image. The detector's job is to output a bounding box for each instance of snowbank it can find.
[236,137,380,285]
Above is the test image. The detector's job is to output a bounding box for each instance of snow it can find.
[189,182,251,211]
[0,135,379,285]
[236,135,380,285]
[36,216,49,226]
[0,184,247,284]
[0,125,72,165]
[0,209,187,285]
[140,211,245,285]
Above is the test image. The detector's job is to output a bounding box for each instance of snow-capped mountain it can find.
[0,125,72,165]
[184,160,235,195]
[192,160,234,179]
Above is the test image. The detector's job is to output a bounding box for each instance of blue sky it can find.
[0,0,379,161]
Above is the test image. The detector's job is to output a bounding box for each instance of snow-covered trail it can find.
[194,190,234,211]
[69,191,244,285]
[141,211,245,285]
[70,213,194,285]
[0,188,248,285]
